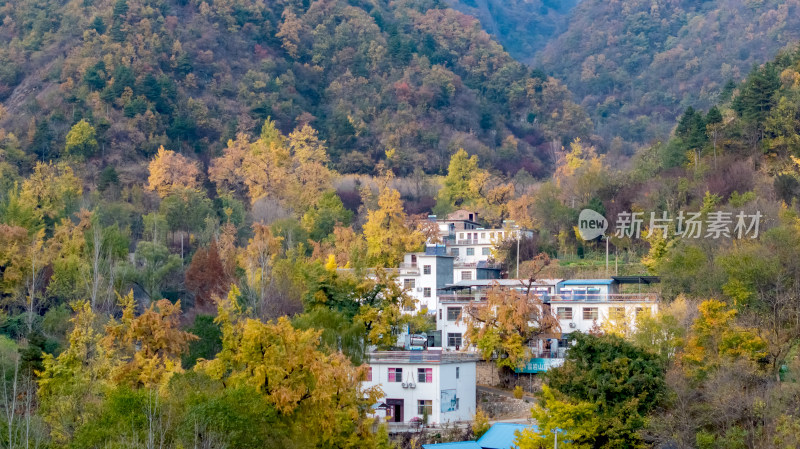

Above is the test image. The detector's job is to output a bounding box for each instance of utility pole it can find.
[516,226,520,279]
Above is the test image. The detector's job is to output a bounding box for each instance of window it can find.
[439,309,442,320]
[447,333,462,347]
[366,367,372,382]
[417,400,433,416]
[388,368,402,382]
[482,247,491,256]
[404,279,415,290]
[556,307,573,320]
[635,307,647,316]
[423,287,431,298]
[447,307,462,321]
[418,368,433,383]
[480,232,486,239]
[489,232,494,239]
[609,307,626,320]
[466,247,475,256]
[456,367,460,379]
[459,233,465,240]
[423,265,431,275]
[583,307,598,320]
[451,248,460,257]
[461,271,472,281]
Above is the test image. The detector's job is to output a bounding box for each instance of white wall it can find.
[363,362,477,424]
[398,254,440,313]
[439,362,476,423]
[552,301,658,333]
[436,305,470,350]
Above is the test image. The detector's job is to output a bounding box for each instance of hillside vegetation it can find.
[445,0,579,64]
[537,0,800,145]
[0,0,589,178]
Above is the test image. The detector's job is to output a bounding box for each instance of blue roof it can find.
[477,423,536,449]
[422,442,482,449]
[559,279,616,285]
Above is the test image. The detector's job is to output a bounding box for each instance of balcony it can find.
[453,260,502,269]
[438,294,487,303]
[398,263,420,274]
[549,293,659,303]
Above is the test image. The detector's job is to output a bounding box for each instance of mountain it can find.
[537,0,800,144]
[0,0,590,178]
[447,0,800,148]
[444,0,580,64]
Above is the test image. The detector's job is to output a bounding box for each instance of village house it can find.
[363,350,479,427]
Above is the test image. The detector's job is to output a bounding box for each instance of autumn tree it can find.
[38,301,113,444]
[103,291,197,389]
[185,240,230,311]
[209,120,334,211]
[435,148,488,214]
[238,223,283,313]
[19,162,82,226]
[553,138,608,207]
[464,281,559,371]
[196,286,382,448]
[146,146,202,198]
[0,225,29,301]
[363,185,424,267]
[681,299,767,381]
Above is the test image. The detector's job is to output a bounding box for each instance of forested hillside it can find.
[536,0,800,145]
[0,0,590,178]
[518,44,800,449]
[445,0,579,64]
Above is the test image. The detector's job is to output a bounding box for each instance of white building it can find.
[363,350,478,426]
[432,210,531,269]
[551,278,659,334]
[435,279,563,351]
[397,248,454,313]
[430,277,661,371]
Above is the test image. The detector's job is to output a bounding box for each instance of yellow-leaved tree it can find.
[464,283,560,371]
[103,291,197,389]
[146,146,202,198]
[681,299,768,381]
[38,301,115,444]
[363,185,424,267]
[209,120,334,211]
[196,286,383,447]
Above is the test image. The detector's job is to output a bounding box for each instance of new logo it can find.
[578,209,608,241]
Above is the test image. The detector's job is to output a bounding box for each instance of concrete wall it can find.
[363,361,477,425]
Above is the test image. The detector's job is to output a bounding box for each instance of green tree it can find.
[521,333,667,449]
[301,190,353,241]
[118,241,181,302]
[64,120,98,158]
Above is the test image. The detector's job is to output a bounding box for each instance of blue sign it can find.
[516,358,564,373]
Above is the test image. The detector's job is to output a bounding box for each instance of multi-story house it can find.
[435,279,563,351]
[396,247,454,313]
[550,277,660,334]
[363,350,478,426]
[431,277,661,371]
